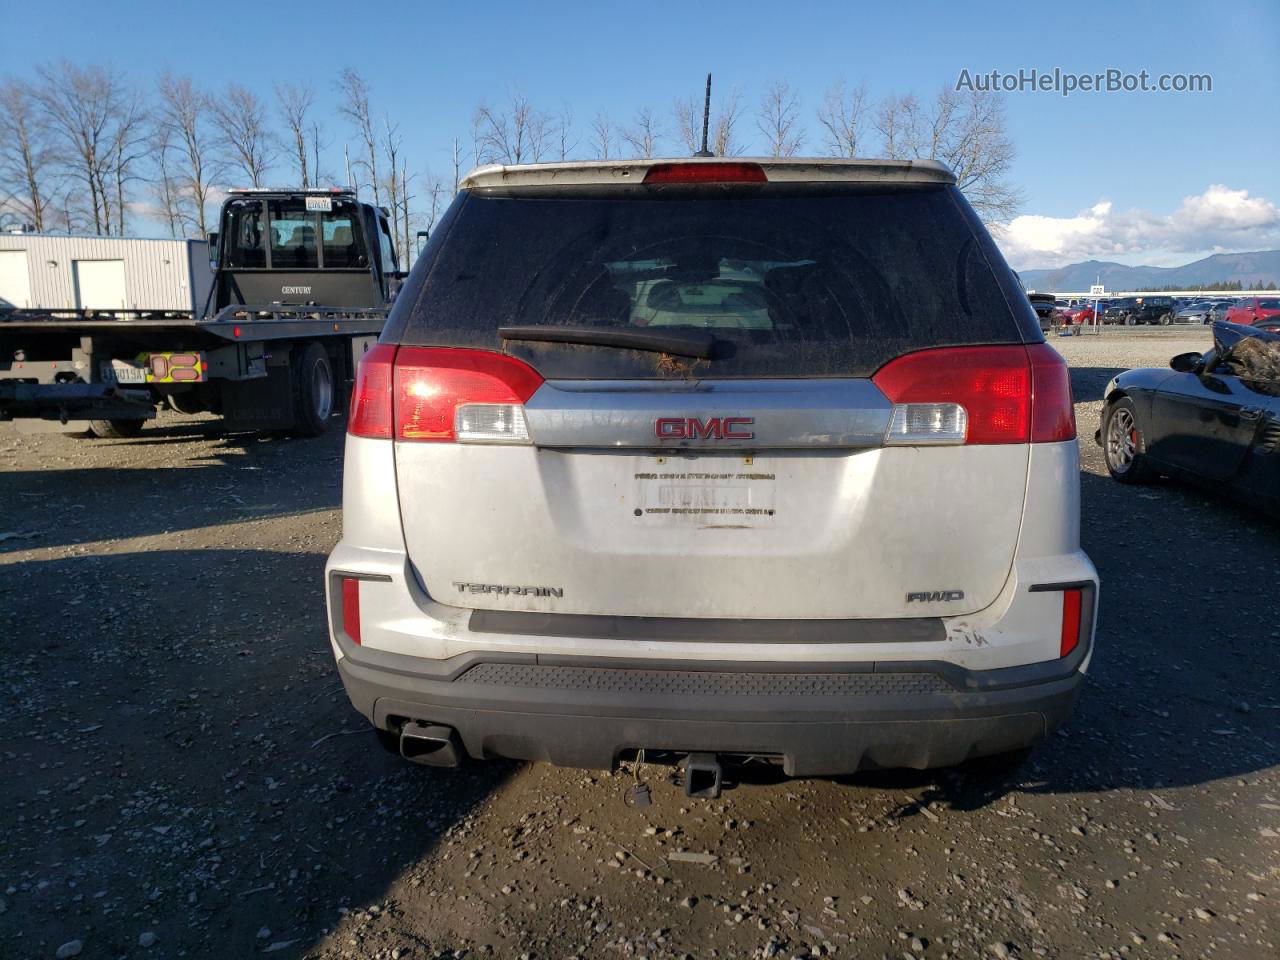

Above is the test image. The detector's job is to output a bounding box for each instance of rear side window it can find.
[224,199,265,268]
[269,200,318,268]
[400,185,1033,378]
[320,207,366,268]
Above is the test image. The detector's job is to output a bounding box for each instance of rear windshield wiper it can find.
[499,325,720,359]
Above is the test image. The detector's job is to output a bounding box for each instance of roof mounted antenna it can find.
[694,73,714,157]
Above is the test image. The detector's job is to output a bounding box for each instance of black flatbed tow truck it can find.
[0,187,401,438]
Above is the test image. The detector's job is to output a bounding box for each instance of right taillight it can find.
[1027,343,1076,442]
[872,344,1075,445]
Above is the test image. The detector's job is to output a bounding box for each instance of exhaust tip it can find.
[683,752,722,799]
[399,721,464,768]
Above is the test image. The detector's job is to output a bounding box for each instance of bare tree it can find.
[757,81,803,157]
[150,123,182,238]
[672,94,699,153]
[873,93,914,161]
[711,88,745,156]
[400,166,413,265]
[420,171,448,238]
[672,88,742,155]
[621,106,662,159]
[874,87,1020,221]
[34,61,126,234]
[276,83,314,187]
[588,112,614,160]
[470,112,483,170]
[556,104,578,161]
[380,115,403,247]
[526,103,553,163]
[309,121,329,185]
[0,79,52,231]
[108,87,148,234]
[211,84,275,188]
[156,72,218,237]
[451,136,462,192]
[816,79,868,157]
[473,92,552,164]
[337,69,379,203]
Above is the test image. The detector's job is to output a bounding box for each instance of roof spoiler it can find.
[460,157,956,191]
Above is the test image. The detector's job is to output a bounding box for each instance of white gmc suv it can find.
[324,157,1098,794]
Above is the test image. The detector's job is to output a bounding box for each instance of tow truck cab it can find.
[0,187,400,437]
[209,187,401,311]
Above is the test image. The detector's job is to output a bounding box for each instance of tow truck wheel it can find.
[290,341,334,437]
[88,419,145,439]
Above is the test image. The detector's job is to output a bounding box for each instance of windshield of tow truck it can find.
[223,197,368,269]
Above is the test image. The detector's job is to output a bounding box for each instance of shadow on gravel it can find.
[704,464,1280,816]
[0,548,513,959]
[1068,364,1128,404]
[0,433,344,554]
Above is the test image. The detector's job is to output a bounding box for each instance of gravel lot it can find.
[2,328,1278,960]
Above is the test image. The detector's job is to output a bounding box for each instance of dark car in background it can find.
[1028,293,1059,331]
[1098,321,1280,517]
[1101,296,1176,325]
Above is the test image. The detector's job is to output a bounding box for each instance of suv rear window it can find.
[397,185,1034,378]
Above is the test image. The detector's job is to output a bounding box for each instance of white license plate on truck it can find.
[101,361,148,384]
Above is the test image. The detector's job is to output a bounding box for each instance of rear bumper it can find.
[334,644,1084,776]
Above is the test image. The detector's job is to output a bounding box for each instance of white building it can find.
[0,234,214,314]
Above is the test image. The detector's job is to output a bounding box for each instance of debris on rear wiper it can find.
[498,325,720,359]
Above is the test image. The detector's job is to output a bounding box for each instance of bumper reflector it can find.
[342,578,362,646]
[1060,588,1082,657]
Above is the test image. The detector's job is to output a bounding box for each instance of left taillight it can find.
[393,347,543,443]
[348,343,397,439]
[347,345,545,443]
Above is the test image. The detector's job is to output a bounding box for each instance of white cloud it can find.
[994,185,1280,269]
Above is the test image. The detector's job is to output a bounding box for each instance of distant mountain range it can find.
[1016,250,1280,292]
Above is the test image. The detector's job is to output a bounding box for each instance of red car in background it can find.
[1225,297,1280,325]
[1072,303,1098,324]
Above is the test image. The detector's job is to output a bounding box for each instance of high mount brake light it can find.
[348,345,543,443]
[643,162,768,184]
[873,344,1075,445]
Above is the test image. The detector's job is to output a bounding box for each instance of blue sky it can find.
[2,0,1277,267]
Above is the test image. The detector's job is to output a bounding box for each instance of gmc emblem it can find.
[655,416,755,440]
